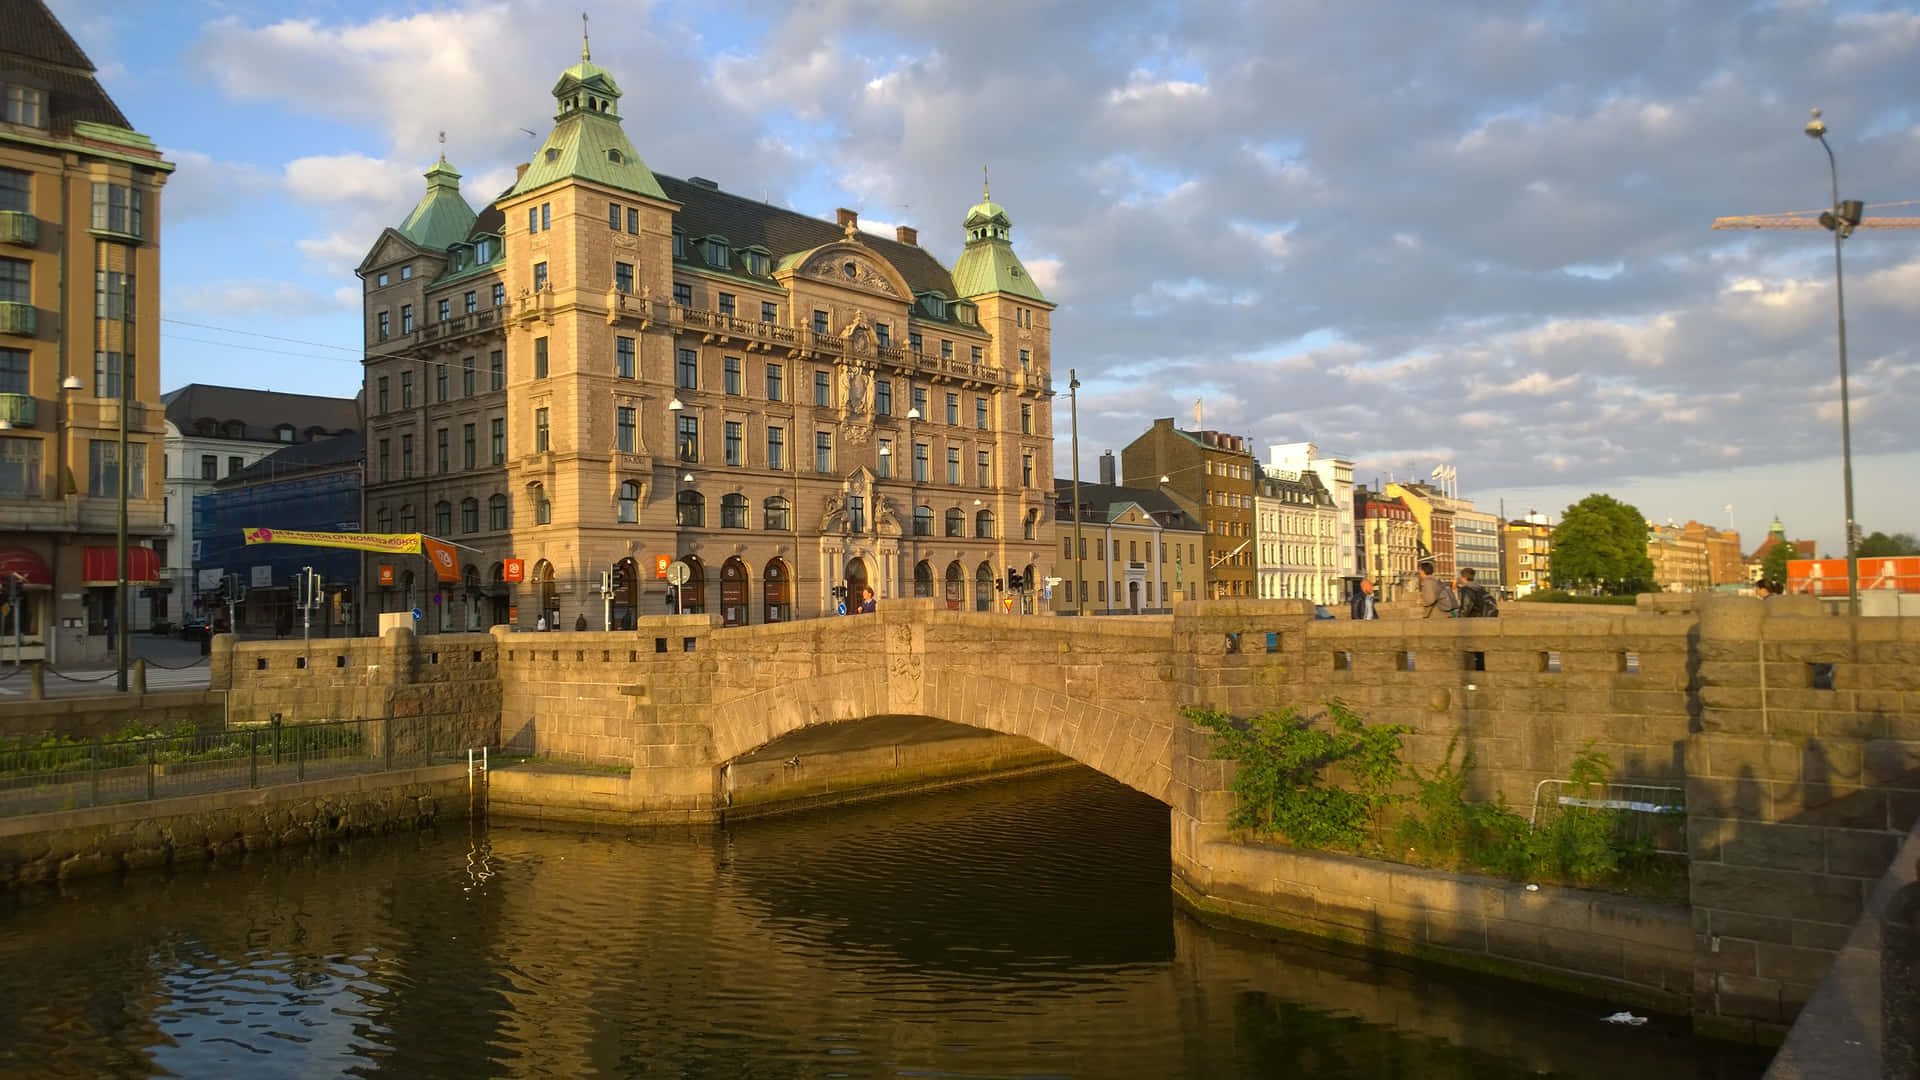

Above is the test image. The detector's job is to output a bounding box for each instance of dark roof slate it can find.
[1052,480,1203,530]
[217,433,365,489]
[656,174,961,299]
[161,384,362,443]
[0,0,130,132]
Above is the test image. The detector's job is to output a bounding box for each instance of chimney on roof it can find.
[836,207,858,230]
[688,177,719,190]
[1099,450,1116,486]
[895,224,918,246]
[515,162,529,180]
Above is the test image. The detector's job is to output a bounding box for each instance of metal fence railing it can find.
[0,717,477,818]
[1528,780,1688,856]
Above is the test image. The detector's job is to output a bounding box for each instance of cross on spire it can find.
[983,165,989,200]
[582,12,591,61]
[437,130,446,161]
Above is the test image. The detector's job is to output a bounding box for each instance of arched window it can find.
[721,493,748,528]
[974,562,994,612]
[398,503,416,532]
[676,489,704,527]
[944,561,964,610]
[617,480,639,524]
[974,509,995,539]
[488,493,508,530]
[434,500,452,535]
[375,506,392,533]
[913,560,934,598]
[944,508,965,538]
[913,505,933,537]
[531,484,550,525]
[763,495,790,531]
[460,497,478,533]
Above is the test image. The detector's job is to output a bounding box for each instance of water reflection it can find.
[0,769,1770,1079]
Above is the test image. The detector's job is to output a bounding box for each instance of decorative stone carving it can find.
[800,250,901,298]
[819,493,846,533]
[842,422,873,447]
[875,495,902,537]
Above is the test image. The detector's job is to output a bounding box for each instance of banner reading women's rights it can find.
[242,529,464,583]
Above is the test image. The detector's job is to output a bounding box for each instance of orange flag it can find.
[422,535,461,583]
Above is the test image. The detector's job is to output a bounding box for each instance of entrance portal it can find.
[720,557,749,627]
[844,557,869,611]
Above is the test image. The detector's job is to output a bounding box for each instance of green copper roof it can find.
[396,159,477,252]
[964,199,1009,226]
[510,48,667,202]
[953,184,1046,303]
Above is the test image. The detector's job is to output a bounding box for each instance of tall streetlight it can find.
[1805,108,1863,616]
[1068,369,1083,616]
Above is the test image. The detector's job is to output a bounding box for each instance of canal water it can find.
[0,769,1770,1079]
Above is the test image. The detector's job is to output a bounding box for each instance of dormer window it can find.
[3,85,45,128]
[702,238,729,268]
[608,149,623,164]
[673,231,685,258]
[922,295,947,319]
[958,304,975,325]
[742,249,770,275]
[545,148,560,162]
[276,425,295,443]
[475,238,492,262]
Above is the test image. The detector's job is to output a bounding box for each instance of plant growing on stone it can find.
[1186,700,1407,851]
[1394,737,1531,878]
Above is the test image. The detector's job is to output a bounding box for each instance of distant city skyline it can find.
[53,0,1920,557]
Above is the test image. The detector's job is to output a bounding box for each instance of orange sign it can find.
[378,565,395,586]
[1789,556,1920,596]
[422,536,461,583]
[508,604,520,623]
[655,554,671,579]
[502,558,525,583]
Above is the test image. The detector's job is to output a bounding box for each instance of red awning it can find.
[81,546,160,586]
[0,547,52,586]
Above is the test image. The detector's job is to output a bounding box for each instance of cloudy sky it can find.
[54,0,1920,554]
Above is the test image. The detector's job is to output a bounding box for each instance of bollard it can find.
[271,716,282,765]
[145,739,156,800]
[88,738,100,806]
[28,660,44,700]
[131,657,148,695]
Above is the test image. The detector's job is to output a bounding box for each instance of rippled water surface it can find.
[0,769,1770,1078]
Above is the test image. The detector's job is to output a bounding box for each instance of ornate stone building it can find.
[1254,465,1338,605]
[358,44,1056,629]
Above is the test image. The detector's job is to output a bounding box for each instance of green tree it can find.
[1761,540,1795,585]
[1547,494,1656,594]
[1856,531,1920,558]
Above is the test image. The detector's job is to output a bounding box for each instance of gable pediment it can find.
[792,242,909,300]
[357,228,425,276]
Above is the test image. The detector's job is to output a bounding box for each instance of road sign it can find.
[410,607,423,622]
[666,560,690,586]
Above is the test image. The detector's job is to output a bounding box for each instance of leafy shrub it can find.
[1186,700,1407,851]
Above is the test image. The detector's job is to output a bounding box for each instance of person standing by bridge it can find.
[858,587,876,615]
[1349,579,1378,620]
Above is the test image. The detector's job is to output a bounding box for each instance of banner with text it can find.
[243,528,422,555]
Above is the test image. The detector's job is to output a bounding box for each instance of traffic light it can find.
[1008,569,1024,592]
[611,562,628,591]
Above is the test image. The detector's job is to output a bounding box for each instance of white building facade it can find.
[1269,442,1355,594]
[1256,466,1340,605]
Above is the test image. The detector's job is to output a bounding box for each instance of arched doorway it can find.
[944,561,964,610]
[531,560,556,627]
[463,565,482,631]
[974,561,993,612]
[679,554,707,614]
[763,559,790,623]
[613,557,639,629]
[720,557,750,627]
[913,560,934,598]
[1128,580,1141,613]
[489,562,510,626]
[843,556,869,610]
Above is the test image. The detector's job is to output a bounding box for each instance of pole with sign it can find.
[301,565,314,647]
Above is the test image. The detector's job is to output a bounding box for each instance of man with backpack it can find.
[1456,567,1498,618]
[1417,561,1458,619]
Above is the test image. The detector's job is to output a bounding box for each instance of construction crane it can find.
[1713,199,1920,230]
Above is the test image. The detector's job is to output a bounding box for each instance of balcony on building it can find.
[0,302,35,337]
[0,393,36,427]
[0,211,37,247]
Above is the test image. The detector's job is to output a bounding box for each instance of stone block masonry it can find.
[0,764,469,888]
[0,690,224,742]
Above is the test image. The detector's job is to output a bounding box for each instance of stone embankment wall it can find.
[0,690,224,742]
[0,764,470,888]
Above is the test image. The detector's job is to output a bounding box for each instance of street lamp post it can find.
[1068,370,1083,616]
[1805,108,1863,616]
[115,322,130,692]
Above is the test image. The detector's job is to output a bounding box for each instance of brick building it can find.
[1121,419,1256,599]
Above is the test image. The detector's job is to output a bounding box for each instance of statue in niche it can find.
[841,363,868,414]
[876,496,902,534]
[819,493,846,533]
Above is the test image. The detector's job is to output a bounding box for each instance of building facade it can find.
[1267,441,1355,593]
[1384,481,1457,580]
[1501,512,1555,597]
[1451,506,1502,591]
[360,47,1056,630]
[1681,520,1745,587]
[0,1,172,663]
[1745,518,1816,583]
[1051,480,1202,615]
[1354,488,1418,600]
[162,384,360,628]
[1647,522,1711,592]
[1255,465,1338,604]
[1121,419,1256,599]
[193,434,363,637]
